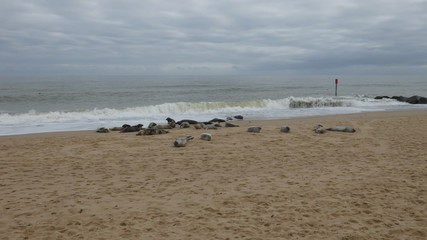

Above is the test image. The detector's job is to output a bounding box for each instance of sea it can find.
[1,75,426,136]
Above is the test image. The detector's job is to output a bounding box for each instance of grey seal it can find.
[180,122,191,128]
[200,133,212,141]
[247,126,261,133]
[148,122,172,129]
[204,124,218,130]
[193,123,204,129]
[314,124,326,134]
[120,124,144,133]
[174,136,194,147]
[225,122,239,127]
[327,126,356,133]
[177,119,199,125]
[96,127,110,133]
[166,117,176,128]
[136,128,169,135]
[280,126,290,133]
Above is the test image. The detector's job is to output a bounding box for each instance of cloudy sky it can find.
[1,0,426,76]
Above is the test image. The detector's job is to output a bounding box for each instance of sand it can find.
[1,110,426,240]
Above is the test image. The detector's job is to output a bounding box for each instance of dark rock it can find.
[374,96,390,100]
[375,95,427,104]
[407,95,427,104]
[391,96,408,102]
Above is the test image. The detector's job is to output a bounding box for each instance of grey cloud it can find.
[0,0,426,76]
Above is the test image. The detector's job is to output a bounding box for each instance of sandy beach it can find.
[1,110,426,240]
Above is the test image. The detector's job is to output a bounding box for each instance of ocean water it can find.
[1,75,426,136]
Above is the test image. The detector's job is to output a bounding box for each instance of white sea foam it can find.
[1,96,423,136]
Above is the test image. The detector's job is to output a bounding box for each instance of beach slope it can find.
[1,110,426,239]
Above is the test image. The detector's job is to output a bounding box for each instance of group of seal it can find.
[96,115,356,149]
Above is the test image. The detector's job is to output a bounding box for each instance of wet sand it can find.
[1,110,426,239]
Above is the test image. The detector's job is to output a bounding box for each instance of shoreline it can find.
[2,109,427,138]
[1,109,426,239]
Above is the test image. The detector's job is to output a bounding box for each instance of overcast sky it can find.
[1,0,426,76]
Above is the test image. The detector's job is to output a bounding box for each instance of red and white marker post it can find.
[335,78,338,96]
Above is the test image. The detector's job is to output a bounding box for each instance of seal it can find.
[148,122,172,129]
[247,126,261,133]
[120,124,143,133]
[166,117,177,128]
[207,118,226,123]
[136,128,169,135]
[314,124,326,134]
[280,126,290,133]
[225,122,239,127]
[327,126,356,133]
[174,136,194,147]
[204,124,218,130]
[200,133,212,141]
[180,121,191,128]
[193,123,204,129]
[177,119,199,125]
[96,127,110,133]
[109,126,125,131]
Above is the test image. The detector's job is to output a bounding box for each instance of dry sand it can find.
[1,110,426,240]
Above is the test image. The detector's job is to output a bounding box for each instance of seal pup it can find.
[314,124,326,134]
[174,136,194,147]
[327,126,356,133]
[180,121,191,128]
[200,133,212,141]
[247,126,261,133]
[280,126,290,133]
[96,127,110,133]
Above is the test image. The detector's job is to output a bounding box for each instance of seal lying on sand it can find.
[180,122,191,128]
[207,118,226,123]
[327,126,356,133]
[120,124,143,133]
[280,126,290,133]
[247,126,262,133]
[148,122,172,129]
[174,136,194,147]
[225,122,239,127]
[166,117,176,128]
[204,124,218,130]
[136,128,169,135]
[200,133,212,141]
[314,124,326,134]
[177,119,199,125]
[96,127,110,133]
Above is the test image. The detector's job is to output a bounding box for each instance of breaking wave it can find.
[0,96,405,126]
